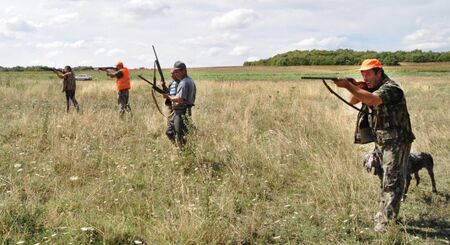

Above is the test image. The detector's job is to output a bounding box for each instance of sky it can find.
[1,0,450,68]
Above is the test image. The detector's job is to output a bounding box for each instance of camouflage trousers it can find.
[372,142,411,227]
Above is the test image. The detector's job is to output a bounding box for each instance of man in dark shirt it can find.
[53,65,79,112]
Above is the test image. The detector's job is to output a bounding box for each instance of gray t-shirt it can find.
[175,75,196,108]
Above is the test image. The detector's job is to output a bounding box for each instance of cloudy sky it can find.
[1,0,449,68]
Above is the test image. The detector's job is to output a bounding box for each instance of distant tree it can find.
[243,49,450,66]
[438,52,450,62]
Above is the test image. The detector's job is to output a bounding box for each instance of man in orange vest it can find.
[106,61,132,116]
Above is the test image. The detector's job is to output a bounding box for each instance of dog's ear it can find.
[363,154,369,166]
[363,154,372,173]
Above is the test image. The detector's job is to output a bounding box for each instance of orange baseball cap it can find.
[359,59,383,71]
[116,61,124,67]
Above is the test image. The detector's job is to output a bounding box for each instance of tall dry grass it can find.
[0,69,449,244]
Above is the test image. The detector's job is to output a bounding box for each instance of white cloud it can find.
[181,32,240,46]
[78,59,95,66]
[95,48,107,55]
[5,6,17,15]
[203,47,223,56]
[403,25,450,50]
[36,40,86,49]
[0,17,40,39]
[136,54,153,65]
[211,8,257,30]
[46,13,79,25]
[106,48,125,57]
[293,37,349,50]
[246,56,259,62]
[45,50,62,58]
[5,18,38,33]
[94,48,124,57]
[231,46,250,56]
[127,0,169,17]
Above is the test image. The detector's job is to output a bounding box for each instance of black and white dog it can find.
[363,151,437,200]
[404,152,437,196]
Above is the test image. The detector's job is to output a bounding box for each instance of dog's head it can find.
[363,151,382,175]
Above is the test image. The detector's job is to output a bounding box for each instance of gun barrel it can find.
[301,76,338,80]
[138,75,152,84]
[152,45,165,83]
[96,67,116,71]
[138,75,166,94]
[42,67,63,72]
[152,45,159,61]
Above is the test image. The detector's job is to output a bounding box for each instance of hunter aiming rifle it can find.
[138,45,169,117]
[301,76,368,112]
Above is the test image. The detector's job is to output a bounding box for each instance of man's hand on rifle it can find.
[333,77,368,90]
[332,77,354,87]
[352,80,369,90]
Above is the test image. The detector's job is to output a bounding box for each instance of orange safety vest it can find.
[116,68,131,90]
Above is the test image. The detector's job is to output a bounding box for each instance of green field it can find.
[0,64,449,244]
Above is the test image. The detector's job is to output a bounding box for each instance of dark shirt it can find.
[63,72,76,91]
[115,71,124,78]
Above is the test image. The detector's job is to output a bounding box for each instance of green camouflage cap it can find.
[173,61,186,70]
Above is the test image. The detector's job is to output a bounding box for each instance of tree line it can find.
[243,49,450,66]
[0,66,96,72]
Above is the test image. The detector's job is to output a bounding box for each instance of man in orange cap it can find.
[106,61,132,116]
[334,59,415,232]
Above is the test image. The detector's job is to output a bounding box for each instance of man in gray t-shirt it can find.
[163,61,196,148]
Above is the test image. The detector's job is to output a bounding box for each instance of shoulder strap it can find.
[320,79,367,114]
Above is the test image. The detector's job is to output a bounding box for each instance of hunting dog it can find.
[363,151,437,200]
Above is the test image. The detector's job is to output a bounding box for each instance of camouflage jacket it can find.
[368,76,415,145]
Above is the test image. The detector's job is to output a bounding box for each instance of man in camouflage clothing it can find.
[334,59,415,232]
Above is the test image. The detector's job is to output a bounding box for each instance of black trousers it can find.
[118,89,131,115]
[166,108,192,147]
[65,90,79,112]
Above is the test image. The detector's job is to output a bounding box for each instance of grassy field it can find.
[0,64,449,244]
